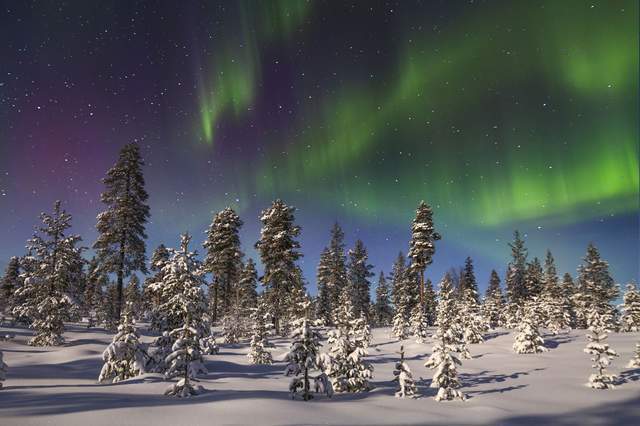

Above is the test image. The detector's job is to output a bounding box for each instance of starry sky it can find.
[0,0,638,294]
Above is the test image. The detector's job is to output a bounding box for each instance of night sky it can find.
[0,0,638,294]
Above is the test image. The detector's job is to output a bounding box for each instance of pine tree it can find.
[459,287,485,344]
[161,234,209,396]
[540,251,571,334]
[560,273,577,328]
[425,273,466,401]
[203,207,244,323]
[326,223,348,323]
[84,257,107,328]
[483,270,505,328]
[255,200,303,335]
[575,244,618,331]
[391,253,409,339]
[164,319,207,397]
[98,306,147,383]
[315,247,333,325]
[0,350,7,389]
[347,240,374,318]
[1,257,20,314]
[513,300,548,354]
[393,345,417,398]
[238,259,258,311]
[408,201,441,319]
[409,302,429,344]
[373,271,393,326]
[124,275,142,319]
[627,342,640,368]
[584,308,618,389]
[248,300,274,365]
[284,300,324,400]
[145,244,170,332]
[102,283,120,331]
[159,234,209,337]
[94,143,149,321]
[459,257,479,303]
[620,283,640,332]
[13,201,83,346]
[505,230,528,327]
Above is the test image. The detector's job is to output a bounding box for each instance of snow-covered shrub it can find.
[620,283,640,332]
[584,309,618,389]
[164,321,207,397]
[627,342,640,369]
[284,314,324,400]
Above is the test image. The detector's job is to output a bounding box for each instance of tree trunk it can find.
[419,269,425,313]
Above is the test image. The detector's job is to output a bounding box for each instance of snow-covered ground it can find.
[1,324,638,425]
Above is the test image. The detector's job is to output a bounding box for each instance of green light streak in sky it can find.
[257,0,638,227]
[196,0,312,145]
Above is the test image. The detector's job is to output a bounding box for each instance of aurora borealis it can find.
[0,0,638,292]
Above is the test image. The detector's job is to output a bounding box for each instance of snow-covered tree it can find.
[238,259,258,312]
[354,313,372,348]
[157,234,209,336]
[255,200,303,334]
[98,307,147,383]
[408,201,441,320]
[203,207,243,323]
[93,143,149,321]
[560,273,577,328]
[513,300,548,354]
[373,271,393,326]
[409,302,429,344]
[620,283,640,332]
[1,257,20,314]
[13,201,83,346]
[483,270,505,328]
[504,231,528,327]
[221,308,246,344]
[540,251,571,334]
[524,257,544,301]
[584,308,618,389]
[347,240,374,318]
[393,345,417,398]
[459,287,486,344]
[145,244,170,332]
[148,331,173,373]
[102,283,120,331]
[391,253,410,339]
[284,301,324,400]
[84,257,106,328]
[248,300,273,365]
[425,273,466,401]
[575,244,618,330]
[164,319,207,397]
[326,327,373,393]
[458,257,479,303]
[124,275,142,319]
[627,342,640,368]
[0,350,6,389]
[315,247,333,325]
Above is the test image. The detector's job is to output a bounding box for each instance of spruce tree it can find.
[393,345,417,398]
[483,270,505,328]
[13,201,83,346]
[373,271,393,326]
[0,350,7,389]
[124,275,142,319]
[248,299,274,365]
[327,223,348,322]
[145,244,170,332]
[102,282,120,331]
[524,257,544,301]
[255,200,302,334]
[315,247,333,325]
[540,251,571,334]
[391,253,409,339]
[203,207,243,323]
[347,240,374,318]
[584,308,618,389]
[425,273,466,401]
[284,300,324,400]
[94,143,150,321]
[459,257,479,303]
[161,234,209,396]
[505,230,528,327]
[408,201,441,315]
[238,259,258,311]
[459,287,486,344]
[620,283,640,332]
[84,257,107,328]
[513,299,547,354]
[575,244,618,330]
[1,257,20,314]
[98,306,147,383]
